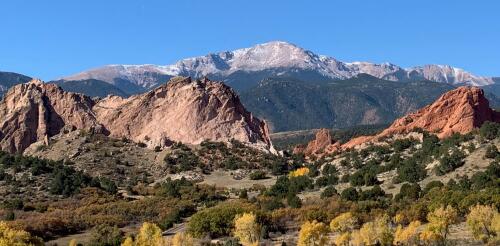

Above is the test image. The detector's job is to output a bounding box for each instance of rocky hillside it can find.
[0,77,273,153]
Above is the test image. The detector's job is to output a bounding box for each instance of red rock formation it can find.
[0,79,99,153]
[302,86,500,155]
[293,128,341,157]
[94,77,273,151]
[0,77,274,153]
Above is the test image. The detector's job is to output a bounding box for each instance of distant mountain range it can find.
[59,41,496,94]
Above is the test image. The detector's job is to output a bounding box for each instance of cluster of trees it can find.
[0,151,118,197]
[295,204,499,246]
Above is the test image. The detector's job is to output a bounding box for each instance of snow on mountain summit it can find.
[61,41,495,90]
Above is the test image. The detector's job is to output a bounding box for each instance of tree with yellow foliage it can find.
[330,212,357,233]
[334,232,350,246]
[172,232,194,246]
[68,239,78,246]
[351,215,393,246]
[121,222,165,246]
[420,205,458,244]
[121,236,134,246]
[330,212,357,246]
[0,221,43,246]
[289,167,310,177]
[297,220,329,246]
[393,220,421,245]
[466,204,499,242]
[233,212,261,246]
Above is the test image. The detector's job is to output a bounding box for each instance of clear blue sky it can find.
[1,0,499,80]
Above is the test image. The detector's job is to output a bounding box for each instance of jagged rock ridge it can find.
[0,77,274,153]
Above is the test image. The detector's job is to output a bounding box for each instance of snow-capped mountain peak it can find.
[61,41,495,92]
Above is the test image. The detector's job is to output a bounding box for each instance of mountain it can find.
[0,77,273,153]
[239,75,461,132]
[53,79,129,98]
[60,41,496,94]
[0,71,32,96]
[300,86,500,155]
[62,65,173,95]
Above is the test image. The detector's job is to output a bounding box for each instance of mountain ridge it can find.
[60,41,496,93]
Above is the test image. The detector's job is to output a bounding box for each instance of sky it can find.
[1,0,499,80]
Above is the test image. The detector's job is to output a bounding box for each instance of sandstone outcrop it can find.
[0,77,274,153]
[295,128,340,156]
[301,86,500,155]
[94,77,273,151]
[0,79,99,152]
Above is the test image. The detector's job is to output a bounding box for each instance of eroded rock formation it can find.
[0,77,274,153]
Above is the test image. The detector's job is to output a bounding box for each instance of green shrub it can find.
[249,170,267,180]
[286,194,302,208]
[397,159,427,183]
[320,186,338,199]
[340,187,359,201]
[479,121,500,140]
[484,144,499,159]
[187,201,256,238]
[435,150,465,175]
[89,224,123,246]
[395,183,421,201]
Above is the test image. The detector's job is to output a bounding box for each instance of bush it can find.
[397,159,427,183]
[187,201,256,238]
[484,144,499,159]
[479,121,500,140]
[393,138,415,152]
[423,181,444,194]
[89,224,123,246]
[287,194,302,208]
[249,170,267,180]
[320,186,338,199]
[395,183,421,201]
[359,185,386,201]
[435,150,465,176]
[164,150,201,172]
[340,187,359,201]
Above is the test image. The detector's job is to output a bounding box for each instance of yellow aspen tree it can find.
[0,221,43,246]
[68,239,78,246]
[393,220,421,245]
[233,212,261,246]
[334,232,350,246]
[350,230,364,246]
[466,204,499,242]
[297,220,329,246]
[121,236,134,246]
[330,212,357,233]
[289,167,310,177]
[135,222,165,246]
[358,215,393,246]
[421,205,458,243]
[172,232,194,246]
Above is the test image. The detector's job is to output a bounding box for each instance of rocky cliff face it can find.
[94,77,273,150]
[0,77,274,153]
[300,86,500,155]
[0,79,100,152]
